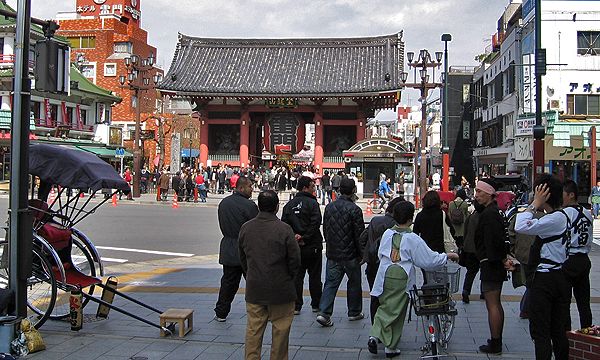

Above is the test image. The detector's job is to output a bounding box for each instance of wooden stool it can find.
[159,308,193,337]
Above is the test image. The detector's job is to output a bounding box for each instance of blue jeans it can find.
[593,203,600,218]
[318,258,362,317]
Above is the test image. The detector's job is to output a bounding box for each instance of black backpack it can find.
[449,200,465,224]
[528,209,570,268]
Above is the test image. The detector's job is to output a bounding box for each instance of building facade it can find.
[55,0,162,167]
[158,33,406,178]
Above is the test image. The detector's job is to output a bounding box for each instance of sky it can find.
[8,0,509,105]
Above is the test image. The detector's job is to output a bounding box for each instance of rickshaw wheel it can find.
[25,247,57,329]
[49,241,97,319]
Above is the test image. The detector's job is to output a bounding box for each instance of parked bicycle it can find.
[410,262,461,359]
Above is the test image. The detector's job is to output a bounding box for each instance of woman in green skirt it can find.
[368,201,459,358]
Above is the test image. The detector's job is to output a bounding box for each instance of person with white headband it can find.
[473,178,509,354]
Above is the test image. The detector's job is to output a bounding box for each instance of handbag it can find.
[442,211,458,253]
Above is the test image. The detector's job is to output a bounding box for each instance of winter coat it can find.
[413,207,446,254]
[158,174,170,189]
[474,201,508,282]
[359,212,397,265]
[218,192,259,266]
[281,191,323,250]
[322,195,365,261]
[239,212,301,305]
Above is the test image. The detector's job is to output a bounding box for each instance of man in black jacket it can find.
[359,196,404,325]
[282,176,323,315]
[316,178,365,327]
[214,176,259,322]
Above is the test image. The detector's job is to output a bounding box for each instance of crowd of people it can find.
[212,170,593,360]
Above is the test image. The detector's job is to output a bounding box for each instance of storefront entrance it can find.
[362,162,394,196]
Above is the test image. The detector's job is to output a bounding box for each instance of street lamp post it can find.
[119,53,162,198]
[441,34,452,192]
[184,123,195,169]
[401,49,443,205]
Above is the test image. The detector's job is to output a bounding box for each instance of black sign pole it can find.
[9,0,33,318]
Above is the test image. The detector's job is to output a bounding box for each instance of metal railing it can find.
[0,54,35,68]
[33,118,95,132]
[323,156,343,163]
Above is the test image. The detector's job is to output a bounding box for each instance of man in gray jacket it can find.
[239,190,301,360]
[214,176,258,322]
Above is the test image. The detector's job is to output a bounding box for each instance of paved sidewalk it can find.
[24,244,600,360]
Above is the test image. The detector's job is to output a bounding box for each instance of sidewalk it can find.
[25,244,600,360]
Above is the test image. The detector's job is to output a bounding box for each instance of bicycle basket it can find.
[424,262,461,294]
[410,284,450,316]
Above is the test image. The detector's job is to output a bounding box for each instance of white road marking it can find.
[95,246,194,257]
[72,255,128,264]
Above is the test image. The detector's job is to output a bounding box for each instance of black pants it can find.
[295,247,323,311]
[214,265,245,318]
[528,270,570,360]
[365,262,380,325]
[461,252,480,295]
[562,253,592,328]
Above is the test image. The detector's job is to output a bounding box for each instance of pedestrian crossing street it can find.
[593,219,600,246]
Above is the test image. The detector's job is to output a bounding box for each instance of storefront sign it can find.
[545,135,593,161]
[515,137,533,161]
[462,120,470,140]
[522,54,536,114]
[109,127,122,146]
[124,5,141,19]
[515,117,535,136]
[44,98,52,127]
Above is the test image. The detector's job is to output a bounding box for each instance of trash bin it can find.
[0,316,18,354]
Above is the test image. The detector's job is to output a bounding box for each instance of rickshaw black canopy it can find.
[29,144,129,192]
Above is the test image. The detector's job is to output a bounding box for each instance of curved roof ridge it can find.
[178,32,403,48]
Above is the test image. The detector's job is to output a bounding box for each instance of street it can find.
[0,198,223,264]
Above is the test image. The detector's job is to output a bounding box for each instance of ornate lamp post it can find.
[400,49,443,205]
[119,53,162,198]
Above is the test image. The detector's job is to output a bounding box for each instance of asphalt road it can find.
[0,199,223,265]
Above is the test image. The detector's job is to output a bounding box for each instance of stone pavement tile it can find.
[290,336,329,347]
[326,350,361,359]
[292,349,332,360]
[103,339,153,357]
[129,349,170,360]
[25,351,71,360]
[142,338,187,352]
[166,343,209,359]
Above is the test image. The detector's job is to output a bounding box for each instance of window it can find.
[132,95,137,109]
[50,104,58,124]
[567,94,600,115]
[80,108,87,125]
[113,42,132,54]
[0,38,4,55]
[104,63,117,77]
[67,36,96,49]
[66,107,73,125]
[81,64,96,80]
[577,31,600,56]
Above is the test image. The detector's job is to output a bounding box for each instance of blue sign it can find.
[115,148,125,156]
[523,0,534,21]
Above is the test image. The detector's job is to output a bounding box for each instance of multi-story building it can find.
[0,0,122,181]
[55,0,163,168]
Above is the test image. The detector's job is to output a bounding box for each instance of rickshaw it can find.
[0,144,172,334]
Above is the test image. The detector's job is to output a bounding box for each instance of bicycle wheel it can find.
[437,313,456,346]
[49,241,97,319]
[26,247,57,329]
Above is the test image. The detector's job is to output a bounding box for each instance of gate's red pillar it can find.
[314,111,324,172]
[198,111,209,167]
[240,111,250,168]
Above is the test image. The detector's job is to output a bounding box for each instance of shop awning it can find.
[181,149,199,158]
[77,146,132,158]
[0,109,36,130]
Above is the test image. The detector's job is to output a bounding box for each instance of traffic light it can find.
[34,39,70,94]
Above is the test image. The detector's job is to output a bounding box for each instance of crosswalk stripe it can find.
[95,246,194,257]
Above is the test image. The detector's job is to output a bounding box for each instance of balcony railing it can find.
[208,154,240,162]
[0,54,36,68]
[33,118,95,132]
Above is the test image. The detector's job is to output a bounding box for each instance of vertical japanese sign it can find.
[171,133,181,172]
[44,98,52,127]
[522,54,536,114]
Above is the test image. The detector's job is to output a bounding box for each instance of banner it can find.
[75,105,83,130]
[61,101,68,125]
[44,99,52,127]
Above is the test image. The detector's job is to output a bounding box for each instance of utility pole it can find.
[532,0,546,181]
[441,34,452,191]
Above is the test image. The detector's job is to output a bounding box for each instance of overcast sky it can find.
[8,0,508,105]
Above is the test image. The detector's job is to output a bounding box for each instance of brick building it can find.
[55,0,163,167]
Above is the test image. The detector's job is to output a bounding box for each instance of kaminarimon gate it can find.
[158,33,406,174]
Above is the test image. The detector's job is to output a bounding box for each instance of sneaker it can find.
[368,337,378,354]
[384,347,401,358]
[213,315,226,322]
[311,307,319,313]
[462,293,470,304]
[316,315,333,327]
[293,310,301,315]
[348,313,364,321]
[479,338,502,354]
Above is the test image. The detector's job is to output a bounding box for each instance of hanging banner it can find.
[44,99,52,127]
[170,132,181,171]
[75,105,83,130]
[61,101,68,125]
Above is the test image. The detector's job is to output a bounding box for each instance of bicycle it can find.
[367,191,393,214]
[410,262,461,359]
